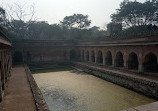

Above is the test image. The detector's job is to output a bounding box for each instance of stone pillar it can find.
[112,59,116,67]
[103,57,105,65]
[124,54,128,69]
[95,57,97,63]
[4,50,7,82]
[103,52,105,65]
[1,51,5,90]
[124,61,128,69]
[95,51,97,63]
[0,86,2,102]
[82,51,85,61]
[84,51,86,61]
[138,63,144,73]
[112,52,116,67]
[89,51,91,62]
[80,50,83,61]
[138,54,144,73]
[112,59,117,67]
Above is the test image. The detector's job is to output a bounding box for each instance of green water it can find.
[33,68,155,111]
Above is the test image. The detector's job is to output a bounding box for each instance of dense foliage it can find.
[0,7,106,40]
[111,0,158,28]
[1,0,158,40]
[0,7,6,27]
[5,20,106,40]
[61,14,91,29]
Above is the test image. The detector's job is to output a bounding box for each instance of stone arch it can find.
[143,53,158,72]
[97,50,103,64]
[13,51,23,63]
[70,49,77,61]
[128,52,138,70]
[86,51,89,61]
[91,51,95,62]
[115,51,124,67]
[105,51,112,66]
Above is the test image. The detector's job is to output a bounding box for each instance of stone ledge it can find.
[121,101,158,111]
[24,65,50,111]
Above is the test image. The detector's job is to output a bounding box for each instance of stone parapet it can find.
[24,65,50,111]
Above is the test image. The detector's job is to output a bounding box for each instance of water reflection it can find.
[33,69,155,111]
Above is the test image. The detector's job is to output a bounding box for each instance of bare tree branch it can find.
[4,3,37,39]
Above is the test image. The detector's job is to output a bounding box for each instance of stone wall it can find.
[72,62,158,99]
[12,40,76,64]
[12,36,158,74]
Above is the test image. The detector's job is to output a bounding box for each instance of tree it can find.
[28,21,63,40]
[0,7,6,27]
[107,22,122,36]
[89,26,107,38]
[111,0,158,28]
[4,3,36,39]
[61,14,91,29]
[153,0,158,23]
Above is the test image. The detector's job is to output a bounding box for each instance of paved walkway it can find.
[1,66,37,111]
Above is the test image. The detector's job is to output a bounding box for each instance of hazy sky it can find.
[1,0,146,28]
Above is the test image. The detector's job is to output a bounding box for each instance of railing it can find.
[24,64,50,111]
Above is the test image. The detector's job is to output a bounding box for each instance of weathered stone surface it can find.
[10,31,158,111]
[134,102,158,111]
[2,66,37,111]
[72,62,158,99]
[121,108,137,111]
[24,65,50,111]
[0,31,12,104]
